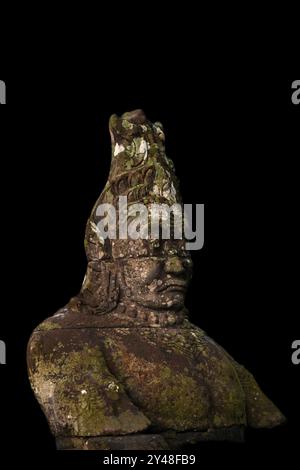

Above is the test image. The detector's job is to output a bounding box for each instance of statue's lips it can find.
[157,280,187,293]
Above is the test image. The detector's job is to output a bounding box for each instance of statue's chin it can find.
[132,294,185,311]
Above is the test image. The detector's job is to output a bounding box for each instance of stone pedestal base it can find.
[56,428,245,450]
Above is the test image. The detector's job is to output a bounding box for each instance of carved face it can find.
[117,240,193,310]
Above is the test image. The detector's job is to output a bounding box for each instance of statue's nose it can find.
[121,109,147,124]
[164,256,185,275]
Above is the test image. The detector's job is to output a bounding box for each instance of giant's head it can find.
[81,111,192,321]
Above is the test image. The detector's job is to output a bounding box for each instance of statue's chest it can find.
[102,328,211,430]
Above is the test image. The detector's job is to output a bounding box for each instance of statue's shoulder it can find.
[29,304,74,333]
[27,307,151,438]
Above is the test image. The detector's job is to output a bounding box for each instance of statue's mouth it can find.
[157,280,187,293]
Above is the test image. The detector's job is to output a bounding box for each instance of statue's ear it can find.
[81,261,119,315]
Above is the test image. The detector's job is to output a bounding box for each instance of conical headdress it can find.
[85,110,184,262]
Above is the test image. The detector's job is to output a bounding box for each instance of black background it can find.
[0,75,299,466]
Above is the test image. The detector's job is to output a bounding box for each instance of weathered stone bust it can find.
[27,110,285,450]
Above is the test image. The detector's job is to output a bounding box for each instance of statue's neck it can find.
[105,301,187,327]
[78,291,187,327]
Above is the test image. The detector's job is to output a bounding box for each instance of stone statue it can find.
[27,110,285,450]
